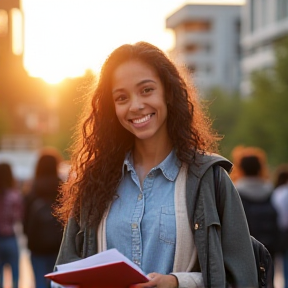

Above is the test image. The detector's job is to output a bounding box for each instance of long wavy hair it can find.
[56,41,219,227]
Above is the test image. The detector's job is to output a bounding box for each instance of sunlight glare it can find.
[22,0,182,84]
[22,0,245,84]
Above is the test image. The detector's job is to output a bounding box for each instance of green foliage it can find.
[207,37,288,167]
[206,88,243,158]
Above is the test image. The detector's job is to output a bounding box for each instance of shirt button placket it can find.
[131,192,143,267]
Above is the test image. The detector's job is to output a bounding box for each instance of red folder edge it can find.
[45,261,149,288]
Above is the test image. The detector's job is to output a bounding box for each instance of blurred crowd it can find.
[230,145,288,288]
[0,147,66,288]
[1,145,288,288]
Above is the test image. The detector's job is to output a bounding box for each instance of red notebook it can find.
[45,249,149,288]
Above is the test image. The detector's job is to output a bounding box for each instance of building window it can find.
[205,65,212,74]
[11,8,23,55]
[250,0,255,32]
[0,10,8,37]
[187,64,196,73]
[235,19,241,34]
[184,43,211,54]
[204,44,211,53]
[185,44,200,52]
[277,0,288,21]
[183,20,211,32]
[261,0,267,26]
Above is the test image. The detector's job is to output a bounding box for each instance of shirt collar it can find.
[122,149,181,182]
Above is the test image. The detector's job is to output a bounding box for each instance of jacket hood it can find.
[235,177,273,201]
[190,152,233,178]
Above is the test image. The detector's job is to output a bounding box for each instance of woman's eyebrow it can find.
[112,79,156,95]
[136,79,156,87]
[112,88,125,95]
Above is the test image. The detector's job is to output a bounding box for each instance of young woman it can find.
[23,147,63,288]
[230,146,278,259]
[55,42,258,288]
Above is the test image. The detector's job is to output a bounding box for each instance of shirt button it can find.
[148,173,153,178]
[138,194,143,201]
[194,223,199,230]
[131,223,138,229]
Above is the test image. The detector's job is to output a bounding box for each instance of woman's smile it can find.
[129,113,155,125]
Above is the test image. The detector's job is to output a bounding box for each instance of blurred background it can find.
[1,0,288,287]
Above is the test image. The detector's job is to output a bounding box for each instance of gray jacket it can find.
[55,153,258,287]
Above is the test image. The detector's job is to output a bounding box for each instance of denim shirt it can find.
[106,150,181,275]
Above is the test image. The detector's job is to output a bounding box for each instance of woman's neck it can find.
[132,138,173,186]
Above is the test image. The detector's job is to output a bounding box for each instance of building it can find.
[0,0,60,179]
[0,0,23,86]
[166,4,241,94]
[0,0,59,135]
[240,0,288,95]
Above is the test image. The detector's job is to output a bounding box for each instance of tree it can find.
[207,37,288,166]
[205,88,243,158]
[238,37,288,165]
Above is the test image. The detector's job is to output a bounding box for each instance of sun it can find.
[22,0,99,83]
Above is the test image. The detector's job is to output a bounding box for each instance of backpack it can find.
[26,197,63,254]
[240,193,279,257]
[213,165,274,288]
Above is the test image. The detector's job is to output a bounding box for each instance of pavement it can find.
[3,245,35,288]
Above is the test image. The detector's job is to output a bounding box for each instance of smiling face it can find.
[111,60,169,143]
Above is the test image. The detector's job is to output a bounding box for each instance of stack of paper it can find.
[45,249,149,288]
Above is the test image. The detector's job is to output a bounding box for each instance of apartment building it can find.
[166,4,241,94]
[241,0,288,95]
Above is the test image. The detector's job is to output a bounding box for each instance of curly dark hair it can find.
[56,41,219,227]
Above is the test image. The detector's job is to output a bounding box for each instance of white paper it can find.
[54,248,145,276]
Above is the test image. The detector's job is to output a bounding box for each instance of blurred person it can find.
[272,164,288,288]
[54,41,258,287]
[0,162,23,288]
[23,147,63,288]
[231,146,279,259]
[230,145,270,183]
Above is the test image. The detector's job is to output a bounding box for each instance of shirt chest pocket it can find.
[159,205,176,244]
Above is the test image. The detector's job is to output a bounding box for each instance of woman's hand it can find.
[130,272,178,288]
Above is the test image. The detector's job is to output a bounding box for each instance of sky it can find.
[21,0,245,84]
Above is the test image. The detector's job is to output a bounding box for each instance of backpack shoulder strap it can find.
[213,164,223,219]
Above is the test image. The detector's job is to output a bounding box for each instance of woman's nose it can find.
[129,96,144,112]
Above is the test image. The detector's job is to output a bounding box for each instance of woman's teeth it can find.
[132,114,152,124]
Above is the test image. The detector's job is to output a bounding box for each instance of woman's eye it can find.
[115,95,127,102]
[142,87,154,94]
